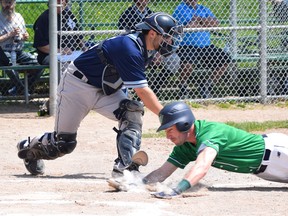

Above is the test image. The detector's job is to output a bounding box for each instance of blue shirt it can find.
[172,2,215,47]
[73,33,149,89]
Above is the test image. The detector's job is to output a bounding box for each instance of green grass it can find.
[226,120,288,132]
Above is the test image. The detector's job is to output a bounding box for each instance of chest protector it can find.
[100,33,151,95]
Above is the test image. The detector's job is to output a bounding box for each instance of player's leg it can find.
[17,71,95,174]
[94,90,145,177]
[113,99,145,176]
[255,133,288,182]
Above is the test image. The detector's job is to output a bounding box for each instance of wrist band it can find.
[175,179,191,194]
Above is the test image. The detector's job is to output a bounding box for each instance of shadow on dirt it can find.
[14,172,107,180]
[208,186,288,192]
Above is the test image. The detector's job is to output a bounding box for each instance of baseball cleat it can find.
[17,140,45,175]
[23,159,45,175]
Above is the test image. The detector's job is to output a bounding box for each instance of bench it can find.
[0,64,49,104]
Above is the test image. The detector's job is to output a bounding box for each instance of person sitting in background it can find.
[0,0,43,96]
[118,0,153,31]
[118,0,180,95]
[33,0,85,66]
[172,0,231,99]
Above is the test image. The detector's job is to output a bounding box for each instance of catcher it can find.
[16,12,183,177]
[141,101,288,199]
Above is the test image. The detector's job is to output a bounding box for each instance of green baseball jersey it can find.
[167,120,265,173]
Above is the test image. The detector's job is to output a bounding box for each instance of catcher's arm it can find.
[152,147,217,199]
[134,87,163,115]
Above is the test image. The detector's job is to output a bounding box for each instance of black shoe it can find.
[111,161,140,178]
[23,159,45,175]
[17,139,45,175]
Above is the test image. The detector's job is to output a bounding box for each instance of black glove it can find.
[152,188,181,199]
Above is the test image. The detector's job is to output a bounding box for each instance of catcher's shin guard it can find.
[17,132,77,160]
[113,99,144,170]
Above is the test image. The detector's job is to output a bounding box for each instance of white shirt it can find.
[0,12,26,51]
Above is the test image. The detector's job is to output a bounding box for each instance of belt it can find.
[71,70,90,84]
[254,134,270,174]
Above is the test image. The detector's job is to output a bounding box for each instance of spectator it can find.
[118,0,153,31]
[118,0,180,95]
[33,0,85,65]
[0,0,43,95]
[0,45,9,66]
[270,0,288,23]
[172,0,231,98]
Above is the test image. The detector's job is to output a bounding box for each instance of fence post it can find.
[49,0,58,116]
[230,0,238,58]
[259,0,268,104]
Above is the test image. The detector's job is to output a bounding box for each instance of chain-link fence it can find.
[1,0,287,105]
[0,0,50,104]
[60,0,288,104]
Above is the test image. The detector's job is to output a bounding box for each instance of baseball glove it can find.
[132,150,148,166]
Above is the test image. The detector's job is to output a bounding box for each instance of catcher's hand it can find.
[152,189,181,199]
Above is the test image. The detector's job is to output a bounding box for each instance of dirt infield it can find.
[1,104,288,216]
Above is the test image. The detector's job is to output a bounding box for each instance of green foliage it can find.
[143,130,165,138]
[217,103,232,109]
[187,102,203,109]
[236,103,246,109]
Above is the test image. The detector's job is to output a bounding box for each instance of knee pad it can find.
[113,99,144,167]
[56,133,77,155]
[114,99,144,122]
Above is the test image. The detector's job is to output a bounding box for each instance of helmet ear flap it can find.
[176,121,191,132]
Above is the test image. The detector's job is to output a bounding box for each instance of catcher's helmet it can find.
[157,102,195,132]
[135,12,183,57]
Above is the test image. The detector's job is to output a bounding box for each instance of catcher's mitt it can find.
[132,150,148,166]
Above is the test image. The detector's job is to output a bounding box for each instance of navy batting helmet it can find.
[135,12,183,57]
[157,102,195,132]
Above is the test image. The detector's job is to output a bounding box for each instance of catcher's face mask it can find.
[158,25,183,57]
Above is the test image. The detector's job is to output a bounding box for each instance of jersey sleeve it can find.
[198,139,221,154]
[167,143,198,169]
